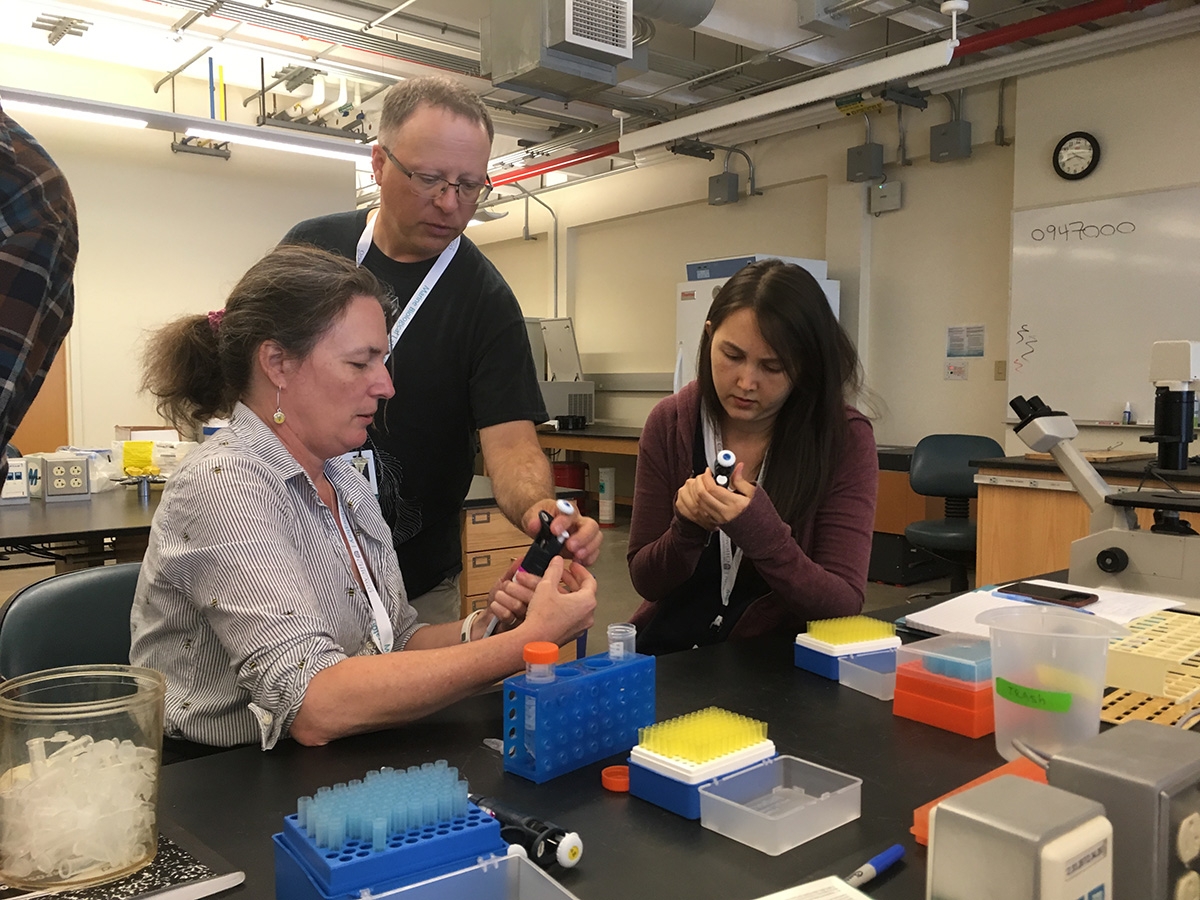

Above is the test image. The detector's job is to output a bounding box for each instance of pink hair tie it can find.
[207,309,225,333]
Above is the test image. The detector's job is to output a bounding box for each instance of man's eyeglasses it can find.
[381,146,493,205]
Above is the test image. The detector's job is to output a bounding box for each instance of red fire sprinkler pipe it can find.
[490,140,621,186]
[953,0,1160,57]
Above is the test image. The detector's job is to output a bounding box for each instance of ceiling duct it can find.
[482,0,647,101]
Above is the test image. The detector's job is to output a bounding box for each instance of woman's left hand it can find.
[693,462,756,527]
[485,558,587,634]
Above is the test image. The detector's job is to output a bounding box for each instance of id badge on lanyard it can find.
[355,211,459,354]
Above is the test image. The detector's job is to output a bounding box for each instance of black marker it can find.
[469,793,583,869]
[714,449,737,490]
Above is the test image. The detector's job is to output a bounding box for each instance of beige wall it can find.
[476,231,555,318]
[870,142,1014,441]
[2,49,356,447]
[472,63,1015,444]
[474,32,1200,457]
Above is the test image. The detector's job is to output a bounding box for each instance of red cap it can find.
[601,765,630,792]
[523,642,559,664]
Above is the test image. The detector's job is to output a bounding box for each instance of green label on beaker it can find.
[995,677,1073,713]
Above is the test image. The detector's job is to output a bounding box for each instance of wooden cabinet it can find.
[976,466,1200,585]
[460,506,529,617]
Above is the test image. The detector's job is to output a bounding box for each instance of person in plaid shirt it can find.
[0,102,77,478]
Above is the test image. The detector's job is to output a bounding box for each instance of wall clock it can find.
[1053,131,1101,180]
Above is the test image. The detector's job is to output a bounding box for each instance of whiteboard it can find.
[1008,185,1200,424]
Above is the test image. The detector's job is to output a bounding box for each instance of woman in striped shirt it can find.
[131,244,595,751]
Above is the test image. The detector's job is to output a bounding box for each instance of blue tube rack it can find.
[503,651,656,784]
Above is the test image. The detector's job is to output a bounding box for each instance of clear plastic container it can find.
[976,606,1127,761]
[0,665,165,889]
[606,623,636,660]
[369,852,583,899]
[698,755,862,856]
[896,633,993,688]
[839,650,896,700]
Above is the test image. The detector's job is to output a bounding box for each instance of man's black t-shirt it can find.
[282,209,547,598]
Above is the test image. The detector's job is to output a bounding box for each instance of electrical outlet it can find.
[945,363,968,381]
[33,451,90,501]
[994,360,1007,381]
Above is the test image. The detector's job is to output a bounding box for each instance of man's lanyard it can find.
[702,412,769,609]
[355,210,460,353]
[336,493,394,654]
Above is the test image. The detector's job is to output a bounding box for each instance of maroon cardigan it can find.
[626,381,879,641]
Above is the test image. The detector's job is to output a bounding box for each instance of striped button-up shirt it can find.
[131,403,423,749]
[0,107,76,459]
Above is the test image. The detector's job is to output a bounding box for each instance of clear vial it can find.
[607,623,637,660]
[523,642,558,764]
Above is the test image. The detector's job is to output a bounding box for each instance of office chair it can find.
[904,434,1004,595]
[0,563,141,679]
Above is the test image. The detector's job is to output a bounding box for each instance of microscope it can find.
[1009,341,1200,608]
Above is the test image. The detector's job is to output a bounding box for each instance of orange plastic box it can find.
[895,661,992,708]
[893,685,994,739]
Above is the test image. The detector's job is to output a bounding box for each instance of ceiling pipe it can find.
[953,0,1161,57]
[491,141,622,186]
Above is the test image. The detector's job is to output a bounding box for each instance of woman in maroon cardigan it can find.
[627,259,878,654]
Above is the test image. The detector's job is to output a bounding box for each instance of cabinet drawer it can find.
[463,507,529,552]
[462,545,525,596]
[463,592,491,618]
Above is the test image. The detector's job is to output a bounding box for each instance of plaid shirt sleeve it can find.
[0,104,77,453]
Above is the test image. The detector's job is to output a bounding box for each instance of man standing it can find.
[0,103,77,478]
[283,76,601,623]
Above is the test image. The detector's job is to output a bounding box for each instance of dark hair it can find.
[142,244,396,435]
[379,75,494,142]
[696,259,863,529]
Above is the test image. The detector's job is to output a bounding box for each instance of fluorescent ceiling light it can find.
[2,98,148,129]
[618,39,957,154]
[0,85,372,163]
[187,126,367,162]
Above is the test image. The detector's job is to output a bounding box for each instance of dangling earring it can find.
[273,386,286,425]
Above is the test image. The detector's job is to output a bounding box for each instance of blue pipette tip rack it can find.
[503,651,656,784]
[273,767,506,900]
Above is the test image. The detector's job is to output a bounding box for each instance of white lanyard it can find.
[336,493,394,654]
[355,211,460,353]
[702,413,768,610]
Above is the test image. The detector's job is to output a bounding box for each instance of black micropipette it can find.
[469,793,583,869]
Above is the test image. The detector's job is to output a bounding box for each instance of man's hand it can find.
[522,499,603,567]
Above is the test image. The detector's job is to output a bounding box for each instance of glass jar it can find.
[0,665,165,889]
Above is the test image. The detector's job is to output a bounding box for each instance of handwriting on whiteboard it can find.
[1030,221,1135,242]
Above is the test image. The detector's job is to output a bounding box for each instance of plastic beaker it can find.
[976,606,1126,761]
[0,665,165,889]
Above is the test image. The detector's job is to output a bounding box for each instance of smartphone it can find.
[997,581,1099,608]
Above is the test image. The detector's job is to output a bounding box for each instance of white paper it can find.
[903,581,1185,638]
[754,875,871,900]
[904,591,1026,638]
